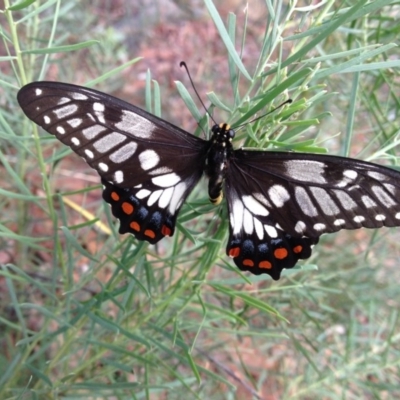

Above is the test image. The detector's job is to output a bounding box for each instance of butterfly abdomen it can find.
[206,123,235,205]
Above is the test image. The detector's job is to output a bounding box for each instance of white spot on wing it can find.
[93,132,126,153]
[368,171,387,180]
[158,187,174,208]
[295,186,318,217]
[343,170,358,180]
[295,220,306,234]
[44,115,51,124]
[72,93,88,100]
[314,223,326,231]
[136,189,151,199]
[336,169,359,188]
[353,215,365,223]
[85,149,94,158]
[310,187,339,215]
[72,92,88,100]
[232,199,244,235]
[82,125,107,139]
[114,170,124,184]
[109,142,137,163]
[57,97,70,105]
[93,102,105,123]
[334,218,346,226]
[284,160,326,183]
[149,167,173,176]
[87,113,95,122]
[372,186,396,207]
[268,185,290,207]
[254,218,264,240]
[35,88,42,96]
[333,190,357,210]
[139,150,160,171]
[361,195,376,208]
[71,137,80,146]
[98,162,108,172]
[93,102,105,112]
[396,213,400,220]
[56,126,66,134]
[264,224,278,238]
[115,110,154,138]
[53,104,78,119]
[243,209,254,234]
[375,214,385,221]
[384,183,396,195]
[152,173,180,188]
[168,182,187,214]
[147,190,162,206]
[253,192,271,207]
[242,195,269,216]
[67,118,82,128]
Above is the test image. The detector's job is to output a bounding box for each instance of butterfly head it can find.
[211,123,235,144]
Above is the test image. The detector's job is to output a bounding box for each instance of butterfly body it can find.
[17,81,400,280]
[205,123,235,205]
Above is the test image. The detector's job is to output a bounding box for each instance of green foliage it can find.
[0,0,399,399]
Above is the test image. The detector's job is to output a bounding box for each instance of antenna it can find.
[180,61,292,131]
[180,61,218,126]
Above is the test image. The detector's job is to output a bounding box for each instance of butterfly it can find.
[17,81,400,280]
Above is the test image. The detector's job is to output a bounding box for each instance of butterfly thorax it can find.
[206,123,235,205]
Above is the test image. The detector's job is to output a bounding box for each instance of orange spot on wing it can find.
[243,259,254,267]
[259,260,272,269]
[130,221,140,232]
[111,191,120,201]
[293,245,303,254]
[161,225,172,236]
[274,248,288,259]
[144,229,156,239]
[228,247,240,258]
[122,202,134,215]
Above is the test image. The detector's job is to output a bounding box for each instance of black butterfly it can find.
[17,82,400,280]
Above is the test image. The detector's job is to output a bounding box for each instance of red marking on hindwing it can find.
[243,259,254,267]
[274,248,288,259]
[122,202,134,215]
[228,247,240,258]
[161,225,172,236]
[130,221,140,232]
[144,229,156,239]
[259,261,272,269]
[111,191,120,201]
[293,245,303,254]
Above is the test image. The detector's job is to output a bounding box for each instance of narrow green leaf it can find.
[175,81,202,121]
[234,68,311,126]
[204,0,251,81]
[8,0,36,11]
[21,41,99,54]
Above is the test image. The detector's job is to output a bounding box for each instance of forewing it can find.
[18,82,209,242]
[225,150,400,279]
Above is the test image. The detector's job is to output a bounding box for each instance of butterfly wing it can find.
[225,150,400,279]
[18,82,210,242]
